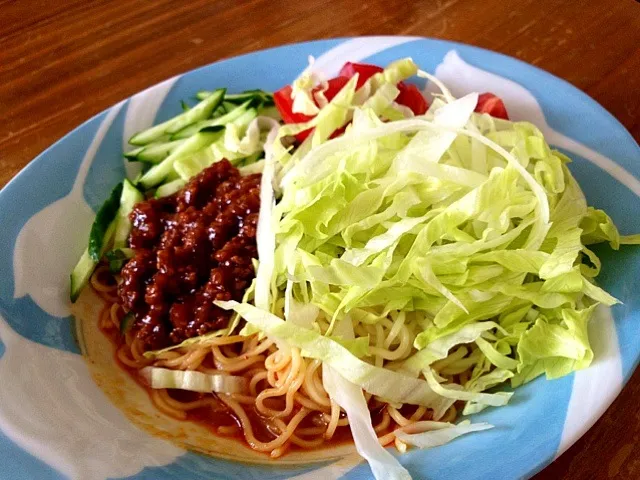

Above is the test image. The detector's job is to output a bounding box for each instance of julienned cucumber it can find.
[71,179,141,302]
[173,109,258,181]
[89,182,123,261]
[131,139,187,164]
[71,181,123,302]
[196,89,274,106]
[239,159,265,176]
[170,100,252,140]
[137,130,223,189]
[72,85,277,303]
[174,147,219,181]
[105,248,135,274]
[120,312,135,334]
[129,88,226,145]
[70,220,116,303]
[124,146,145,160]
[155,178,187,198]
[230,108,258,129]
[70,248,94,302]
[113,180,143,249]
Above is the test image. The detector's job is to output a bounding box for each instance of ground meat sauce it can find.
[118,159,261,350]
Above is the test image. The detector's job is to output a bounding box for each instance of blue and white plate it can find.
[0,36,638,480]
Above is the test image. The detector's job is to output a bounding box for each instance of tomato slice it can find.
[339,62,383,88]
[274,62,434,141]
[273,85,313,124]
[396,84,428,115]
[475,93,509,120]
[340,62,429,115]
[273,77,353,141]
[320,76,350,102]
[273,85,313,140]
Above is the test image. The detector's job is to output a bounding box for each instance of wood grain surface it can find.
[1,0,639,478]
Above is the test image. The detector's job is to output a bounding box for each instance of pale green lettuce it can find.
[210,58,632,480]
[395,420,493,449]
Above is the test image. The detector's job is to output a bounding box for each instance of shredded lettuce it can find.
[141,367,247,394]
[224,116,280,156]
[395,420,494,449]
[323,317,411,480]
[161,58,634,480]
[265,60,629,406]
[217,300,453,410]
[290,57,325,116]
[254,149,277,311]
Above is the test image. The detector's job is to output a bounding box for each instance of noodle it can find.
[90,266,476,457]
[324,400,341,440]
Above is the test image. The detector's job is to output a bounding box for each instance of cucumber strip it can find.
[70,220,116,302]
[174,147,219,181]
[137,130,223,189]
[197,89,274,106]
[113,180,143,249]
[130,88,226,145]
[120,312,135,334]
[155,178,187,198]
[228,90,273,102]
[70,248,94,302]
[231,108,258,128]
[259,105,281,120]
[164,169,181,183]
[136,139,187,164]
[124,146,145,160]
[131,171,144,185]
[209,101,230,119]
[236,151,263,167]
[180,100,190,112]
[195,90,213,101]
[105,247,135,274]
[89,182,123,261]
[239,158,265,176]
[221,101,236,112]
[170,100,252,140]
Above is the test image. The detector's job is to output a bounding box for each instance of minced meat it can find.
[118,159,260,350]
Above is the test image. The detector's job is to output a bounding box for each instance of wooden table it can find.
[1,0,639,478]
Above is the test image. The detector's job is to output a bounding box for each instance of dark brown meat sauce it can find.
[118,160,261,350]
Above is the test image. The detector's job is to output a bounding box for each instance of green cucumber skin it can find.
[106,248,135,273]
[136,139,187,164]
[129,88,226,145]
[120,312,135,334]
[124,146,145,160]
[89,182,123,261]
[74,86,277,303]
[155,178,187,198]
[137,131,222,189]
[70,248,96,303]
[70,220,117,302]
[170,101,251,140]
[113,180,143,250]
[196,89,274,107]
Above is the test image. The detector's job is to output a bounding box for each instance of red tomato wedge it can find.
[339,62,428,115]
[273,77,352,141]
[396,84,428,115]
[321,76,350,102]
[274,61,435,141]
[273,85,313,125]
[475,93,509,120]
[339,62,383,88]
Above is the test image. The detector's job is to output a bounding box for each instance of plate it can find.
[0,36,639,480]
